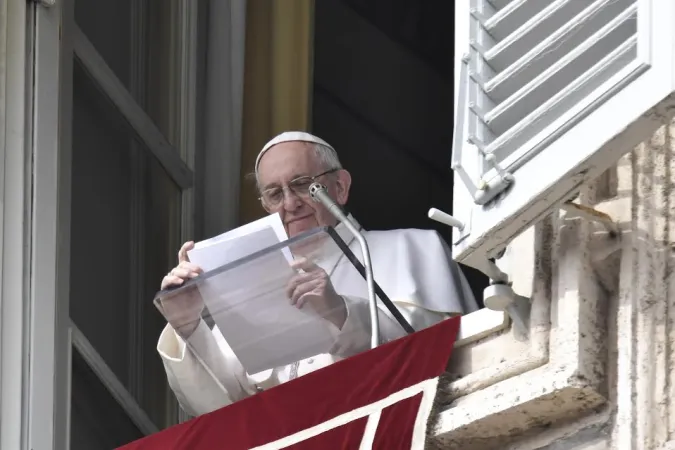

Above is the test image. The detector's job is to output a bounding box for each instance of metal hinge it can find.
[34,0,56,7]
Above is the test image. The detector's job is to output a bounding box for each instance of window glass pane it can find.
[74,0,133,88]
[70,347,144,449]
[69,59,182,428]
[74,0,183,144]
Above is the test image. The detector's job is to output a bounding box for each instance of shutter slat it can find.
[487,34,638,164]
[464,0,639,170]
[484,0,582,71]
[484,0,549,41]
[485,0,631,102]
[484,5,637,135]
[486,0,512,12]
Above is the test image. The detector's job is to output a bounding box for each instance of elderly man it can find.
[157,132,477,417]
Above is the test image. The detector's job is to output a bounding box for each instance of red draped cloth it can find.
[118,317,459,450]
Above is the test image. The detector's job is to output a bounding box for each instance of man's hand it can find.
[159,241,204,337]
[286,258,347,329]
[161,241,202,289]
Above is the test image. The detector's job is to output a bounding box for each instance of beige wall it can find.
[238,0,314,225]
[428,121,675,449]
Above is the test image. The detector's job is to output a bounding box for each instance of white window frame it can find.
[0,1,33,448]
[3,0,201,448]
[28,1,73,448]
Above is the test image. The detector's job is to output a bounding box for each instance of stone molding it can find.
[432,123,675,450]
[432,201,613,447]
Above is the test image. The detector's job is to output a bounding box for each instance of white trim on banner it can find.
[251,377,440,450]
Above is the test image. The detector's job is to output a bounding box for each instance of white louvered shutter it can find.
[452,0,675,272]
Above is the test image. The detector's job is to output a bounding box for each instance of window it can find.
[69,0,196,435]
[69,58,183,428]
[10,0,199,448]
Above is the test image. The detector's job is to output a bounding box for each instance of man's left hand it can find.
[286,258,347,329]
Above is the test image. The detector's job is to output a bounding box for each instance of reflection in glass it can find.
[70,347,144,449]
[70,60,181,429]
[74,0,184,144]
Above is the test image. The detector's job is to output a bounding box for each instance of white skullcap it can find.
[255,131,335,173]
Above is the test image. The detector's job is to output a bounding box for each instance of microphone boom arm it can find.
[309,183,380,349]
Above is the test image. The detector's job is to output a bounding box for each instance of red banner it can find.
[118,317,459,449]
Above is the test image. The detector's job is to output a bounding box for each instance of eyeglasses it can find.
[259,168,339,210]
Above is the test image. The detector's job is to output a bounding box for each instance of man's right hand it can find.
[159,241,204,338]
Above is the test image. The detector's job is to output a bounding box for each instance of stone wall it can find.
[429,123,675,450]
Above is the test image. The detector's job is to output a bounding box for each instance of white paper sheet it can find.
[188,213,293,270]
[186,214,337,374]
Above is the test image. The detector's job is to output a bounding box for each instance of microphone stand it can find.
[309,183,379,349]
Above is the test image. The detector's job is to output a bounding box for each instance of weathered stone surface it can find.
[429,122,675,449]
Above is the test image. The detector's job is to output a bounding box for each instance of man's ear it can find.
[334,169,352,206]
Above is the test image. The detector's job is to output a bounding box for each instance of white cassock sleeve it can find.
[157,319,257,417]
[328,295,406,358]
[379,229,479,327]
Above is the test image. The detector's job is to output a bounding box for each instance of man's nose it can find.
[282,188,303,211]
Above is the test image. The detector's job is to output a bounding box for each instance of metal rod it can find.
[339,218,380,349]
[329,229,415,334]
[309,183,380,348]
[70,321,159,435]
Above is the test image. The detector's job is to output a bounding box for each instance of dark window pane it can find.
[70,347,144,449]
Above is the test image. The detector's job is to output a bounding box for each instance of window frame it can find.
[6,0,202,447]
[69,0,200,435]
[70,320,158,435]
[28,1,74,448]
[0,1,33,448]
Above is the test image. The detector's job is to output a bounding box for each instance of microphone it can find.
[308,183,354,228]
[309,182,380,349]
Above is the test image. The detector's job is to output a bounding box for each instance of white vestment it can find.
[157,220,478,417]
